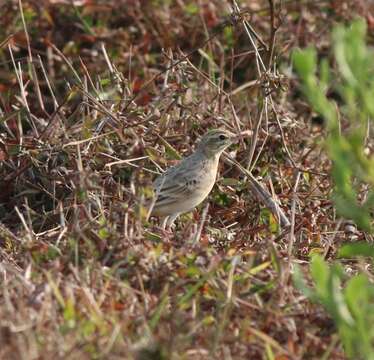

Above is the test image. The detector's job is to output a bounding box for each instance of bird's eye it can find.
[219,134,226,140]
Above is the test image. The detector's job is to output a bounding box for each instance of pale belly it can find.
[153,174,216,217]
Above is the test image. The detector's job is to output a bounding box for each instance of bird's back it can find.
[152,151,219,217]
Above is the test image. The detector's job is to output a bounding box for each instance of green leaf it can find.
[338,243,374,259]
[293,47,317,78]
[149,288,169,330]
[185,2,199,15]
[293,264,316,300]
[219,178,240,186]
[158,136,182,160]
[310,255,329,293]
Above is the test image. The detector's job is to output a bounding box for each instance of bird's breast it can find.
[194,158,219,194]
[152,156,220,217]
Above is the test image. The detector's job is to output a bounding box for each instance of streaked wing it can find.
[153,158,198,208]
[154,182,192,208]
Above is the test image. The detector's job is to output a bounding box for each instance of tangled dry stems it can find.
[0,0,372,358]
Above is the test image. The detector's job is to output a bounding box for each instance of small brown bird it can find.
[151,129,236,228]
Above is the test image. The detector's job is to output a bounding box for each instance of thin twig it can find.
[280,169,301,298]
[191,203,210,246]
[224,154,290,227]
[266,0,279,69]
[288,170,301,259]
[269,96,298,168]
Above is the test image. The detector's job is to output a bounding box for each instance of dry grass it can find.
[0,0,372,359]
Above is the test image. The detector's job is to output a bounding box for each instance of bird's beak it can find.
[231,130,252,144]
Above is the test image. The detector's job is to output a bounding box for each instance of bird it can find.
[151,129,236,229]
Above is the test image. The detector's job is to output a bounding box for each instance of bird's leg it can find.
[161,216,169,230]
[166,213,180,229]
[159,213,180,230]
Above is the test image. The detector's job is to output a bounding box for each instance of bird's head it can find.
[197,129,236,157]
